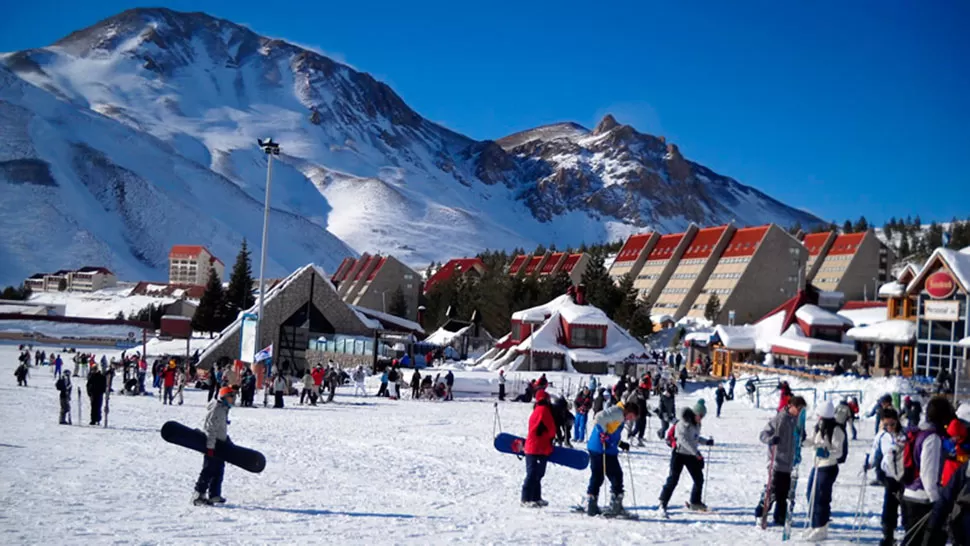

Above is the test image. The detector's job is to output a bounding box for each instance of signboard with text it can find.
[926,271,957,299]
[924,300,960,322]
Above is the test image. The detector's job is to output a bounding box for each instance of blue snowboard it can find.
[493,432,590,470]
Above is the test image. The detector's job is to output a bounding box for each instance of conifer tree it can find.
[388,285,409,318]
[224,239,255,323]
[192,268,225,337]
[704,293,722,323]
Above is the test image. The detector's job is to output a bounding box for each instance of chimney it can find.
[576,284,587,305]
[567,285,577,302]
[417,305,426,327]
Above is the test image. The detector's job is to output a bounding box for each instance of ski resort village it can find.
[1,6,968,546]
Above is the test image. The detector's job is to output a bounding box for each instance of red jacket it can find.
[525,402,556,456]
[778,393,792,412]
[311,368,325,386]
[162,368,176,387]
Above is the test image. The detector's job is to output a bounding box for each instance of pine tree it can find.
[192,268,225,337]
[899,233,911,258]
[614,273,654,338]
[388,285,409,318]
[704,293,722,323]
[224,239,255,323]
[115,311,125,320]
[854,216,869,232]
[538,271,572,303]
[533,244,547,256]
[580,252,623,317]
[788,221,803,235]
[842,220,854,234]
[1,284,31,300]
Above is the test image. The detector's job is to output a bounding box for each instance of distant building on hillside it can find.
[24,266,117,293]
[808,229,894,301]
[424,258,487,294]
[169,245,224,285]
[330,254,421,320]
[607,232,659,283]
[508,251,590,285]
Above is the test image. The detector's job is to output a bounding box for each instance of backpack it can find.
[665,423,677,449]
[902,428,932,486]
[837,424,850,464]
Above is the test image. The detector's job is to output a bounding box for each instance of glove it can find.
[600,432,610,446]
[619,441,630,452]
[206,448,215,458]
[706,438,715,446]
[770,436,781,446]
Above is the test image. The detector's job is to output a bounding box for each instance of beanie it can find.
[693,399,707,417]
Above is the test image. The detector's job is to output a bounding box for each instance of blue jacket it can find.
[587,403,627,455]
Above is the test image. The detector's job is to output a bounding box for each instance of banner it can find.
[254,344,273,362]
[239,313,258,364]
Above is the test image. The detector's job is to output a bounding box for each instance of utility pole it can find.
[256,138,280,356]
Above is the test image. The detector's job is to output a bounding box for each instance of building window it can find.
[570,326,606,349]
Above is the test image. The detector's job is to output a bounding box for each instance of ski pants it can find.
[902,499,945,546]
[659,452,704,506]
[770,470,792,526]
[587,452,624,498]
[195,454,225,498]
[716,400,723,418]
[573,412,588,442]
[177,386,184,405]
[807,465,838,528]
[355,381,366,396]
[657,419,671,440]
[59,395,71,424]
[881,478,903,546]
[521,455,548,503]
[630,413,646,440]
[137,372,146,393]
[300,388,312,404]
[498,384,505,401]
[89,394,103,424]
[164,386,174,404]
[274,392,284,408]
[412,385,420,399]
[377,383,387,397]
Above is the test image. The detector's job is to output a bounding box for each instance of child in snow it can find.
[193,386,235,505]
[300,371,314,405]
[55,372,73,424]
[521,390,556,507]
[659,400,714,514]
[583,401,639,516]
[756,396,807,525]
[804,401,846,541]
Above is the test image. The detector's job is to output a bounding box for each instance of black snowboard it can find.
[161,421,266,473]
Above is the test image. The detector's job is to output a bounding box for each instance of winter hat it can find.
[693,399,707,417]
[218,386,236,399]
[819,400,835,419]
[956,402,970,424]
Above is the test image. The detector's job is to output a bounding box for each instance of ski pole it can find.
[703,442,712,506]
[902,510,933,546]
[805,456,820,530]
[626,449,637,514]
[851,455,869,541]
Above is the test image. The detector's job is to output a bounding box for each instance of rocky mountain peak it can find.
[592,114,620,135]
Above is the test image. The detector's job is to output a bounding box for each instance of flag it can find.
[254,344,273,362]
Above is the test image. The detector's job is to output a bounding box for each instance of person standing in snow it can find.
[678,367,688,390]
[497,370,505,401]
[86,366,107,425]
[868,394,895,434]
[352,365,367,397]
[387,366,400,400]
[573,387,593,442]
[866,408,905,546]
[521,390,556,507]
[588,375,598,394]
[272,372,286,408]
[900,397,952,546]
[803,401,846,541]
[902,396,922,430]
[55,372,73,424]
[54,355,63,379]
[377,367,389,397]
[161,361,177,405]
[14,360,29,387]
[445,370,455,401]
[591,388,605,418]
[311,364,326,405]
[728,374,736,400]
[756,396,807,526]
[623,382,649,446]
[656,384,677,441]
[715,385,726,418]
[583,401,638,516]
[193,386,235,506]
[659,400,714,513]
[240,369,256,407]
[410,369,422,400]
[300,370,315,405]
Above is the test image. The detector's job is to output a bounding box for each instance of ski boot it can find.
[635,437,645,447]
[605,493,633,518]
[686,501,709,512]
[534,499,548,507]
[192,492,211,506]
[208,495,226,504]
[802,524,828,541]
[585,494,600,516]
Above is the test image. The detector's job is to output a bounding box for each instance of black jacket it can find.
[87,371,107,397]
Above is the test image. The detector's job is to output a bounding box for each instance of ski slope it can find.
[2,343,893,544]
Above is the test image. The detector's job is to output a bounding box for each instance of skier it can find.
[656,384,677,441]
[900,397,952,546]
[521,389,556,507]
[573,387,593,442]
[803,401,846,541]
[272,372,286,408]
[756,395,807,526]
[497,369,505,401]
[410,369,422,400]
[659,400,714,514]
[583,401,639,516]
[55,372,73,424]
[715,385,726,418]
[866,408,905,546]
[352,365,367,396]
[161,361,177,405]
[193,386,236,505]
[86,365,107,425]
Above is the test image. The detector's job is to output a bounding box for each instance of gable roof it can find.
[720,225,768,258]
[647,233,684,260]
[907,247,970,295]
[615,233,652,263]
[681,225,729,260]
[424,258,486,293]
[803,232,833,256]
[826,232,866,256]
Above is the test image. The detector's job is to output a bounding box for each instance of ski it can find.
[77,386,82,425]
[782,468,798,540]
[104,369,113,428]
[760,444,776,529]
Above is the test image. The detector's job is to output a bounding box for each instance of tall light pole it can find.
[256,138,280,356]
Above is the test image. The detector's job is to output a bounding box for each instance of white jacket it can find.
[869,429,905,480]
[273,377,287,392]
[812,425,846,468]
[903,423,943,504]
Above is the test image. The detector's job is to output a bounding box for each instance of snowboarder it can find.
[573,387,593,442]
[193,386,236,505]
[352,365,367,397]
[714,385,726,418]
[659,400,714,513]
[497,370,505,401]
[866,408,905,546]
[86,366,107,425]
[521,389,556,507]
[656,384,677,441]
[900,397,952,546]
[756,395,807,526]
[583,401,638,516]
[55,372,73,424]
[272,372,286,408]
[803,401,846,541]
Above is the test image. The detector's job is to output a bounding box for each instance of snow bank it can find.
[847,320,916,344]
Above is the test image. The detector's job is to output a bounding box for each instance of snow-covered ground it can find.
[3,342,905,544]
[27,286,178,319]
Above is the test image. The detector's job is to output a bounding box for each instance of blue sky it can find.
[2,1,968,226]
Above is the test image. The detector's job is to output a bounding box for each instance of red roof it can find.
[615,233,652,263]
[130,281,205,299]
[331,257,356,282]
[509,255,528,275]
[541,253,565,274]
[524,256,543,275]
[169,245,223,265]
[682,226,729,260]
[647,233,685,260]
[827,233,866,256]
[720,225,768,258]
[354,255,379,281]
[425,258,487,293]
[840,301,887,310]
[561,253,583,272]
[366,257,387,281]
[803,232,832,256]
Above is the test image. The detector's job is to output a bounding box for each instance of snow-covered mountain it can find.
[0,8,822,285]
